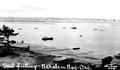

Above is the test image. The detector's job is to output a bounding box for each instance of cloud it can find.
[0,9,28,12]
[0,6,46,13]
[21,6,46,11]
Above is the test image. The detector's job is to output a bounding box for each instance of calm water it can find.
[0,22,120,58]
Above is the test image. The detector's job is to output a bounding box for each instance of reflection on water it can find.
[0,22,120,58]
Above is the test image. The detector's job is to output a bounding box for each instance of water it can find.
[0,22,120,58]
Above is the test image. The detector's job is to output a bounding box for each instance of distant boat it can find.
[34,27,38,29]
[100,30,104,31]
[93,29,98,30]
[72,47,80,50]
[71,27,77,29]
[62,27,66,29]
[80,35,82,37]
[42,36,53,41]
[18,28,22,30]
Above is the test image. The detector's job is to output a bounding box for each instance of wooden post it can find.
[27,46,30,51]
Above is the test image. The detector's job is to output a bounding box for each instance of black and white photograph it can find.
[0,0,120,70]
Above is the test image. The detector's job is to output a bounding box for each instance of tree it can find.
[0,25,19,47]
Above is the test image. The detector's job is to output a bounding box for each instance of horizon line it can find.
[0,17,120,23]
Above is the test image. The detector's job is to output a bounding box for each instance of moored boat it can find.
[72,47,80,50]
[42,36,53,41]
[71,27,77,29]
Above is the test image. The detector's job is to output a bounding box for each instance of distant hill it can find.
[0,17,120,23]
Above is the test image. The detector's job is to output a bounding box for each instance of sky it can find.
[0,0,120,19]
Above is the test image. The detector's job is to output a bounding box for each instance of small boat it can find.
[18,28,22,30]
[80,35,82,37]
[34,27,38,29]
[72,47,80,50]
[99,30,103,31]
[71,27,77,29]
[42,36,53,41]
[93,29,98,30]
[62,27,66,29]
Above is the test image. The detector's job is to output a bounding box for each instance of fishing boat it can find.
[93,29,97,30]
[62,27,66,29]
[99,30,103,31]
[80,35,82,37]
[72,47,80,50]
[71,27,77,29]
[42,36,53,41]
[18,28,22,30]
[34,27,38,29]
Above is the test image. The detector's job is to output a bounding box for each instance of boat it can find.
[42,36,53,41]
[62,27,66,29]
[72,47,80,50]
[93,29,98,30]
[18,28,22,30]
[34,27,38,29]
[80,35,82,37]
[99,30,103,31]
[71,27,77,29]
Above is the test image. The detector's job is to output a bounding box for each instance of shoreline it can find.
[0,43,100,65]
[0,43,120,70]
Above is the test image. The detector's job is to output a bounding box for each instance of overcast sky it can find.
[0,0,120,19]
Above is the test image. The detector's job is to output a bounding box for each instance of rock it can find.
[101,56,113,67]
